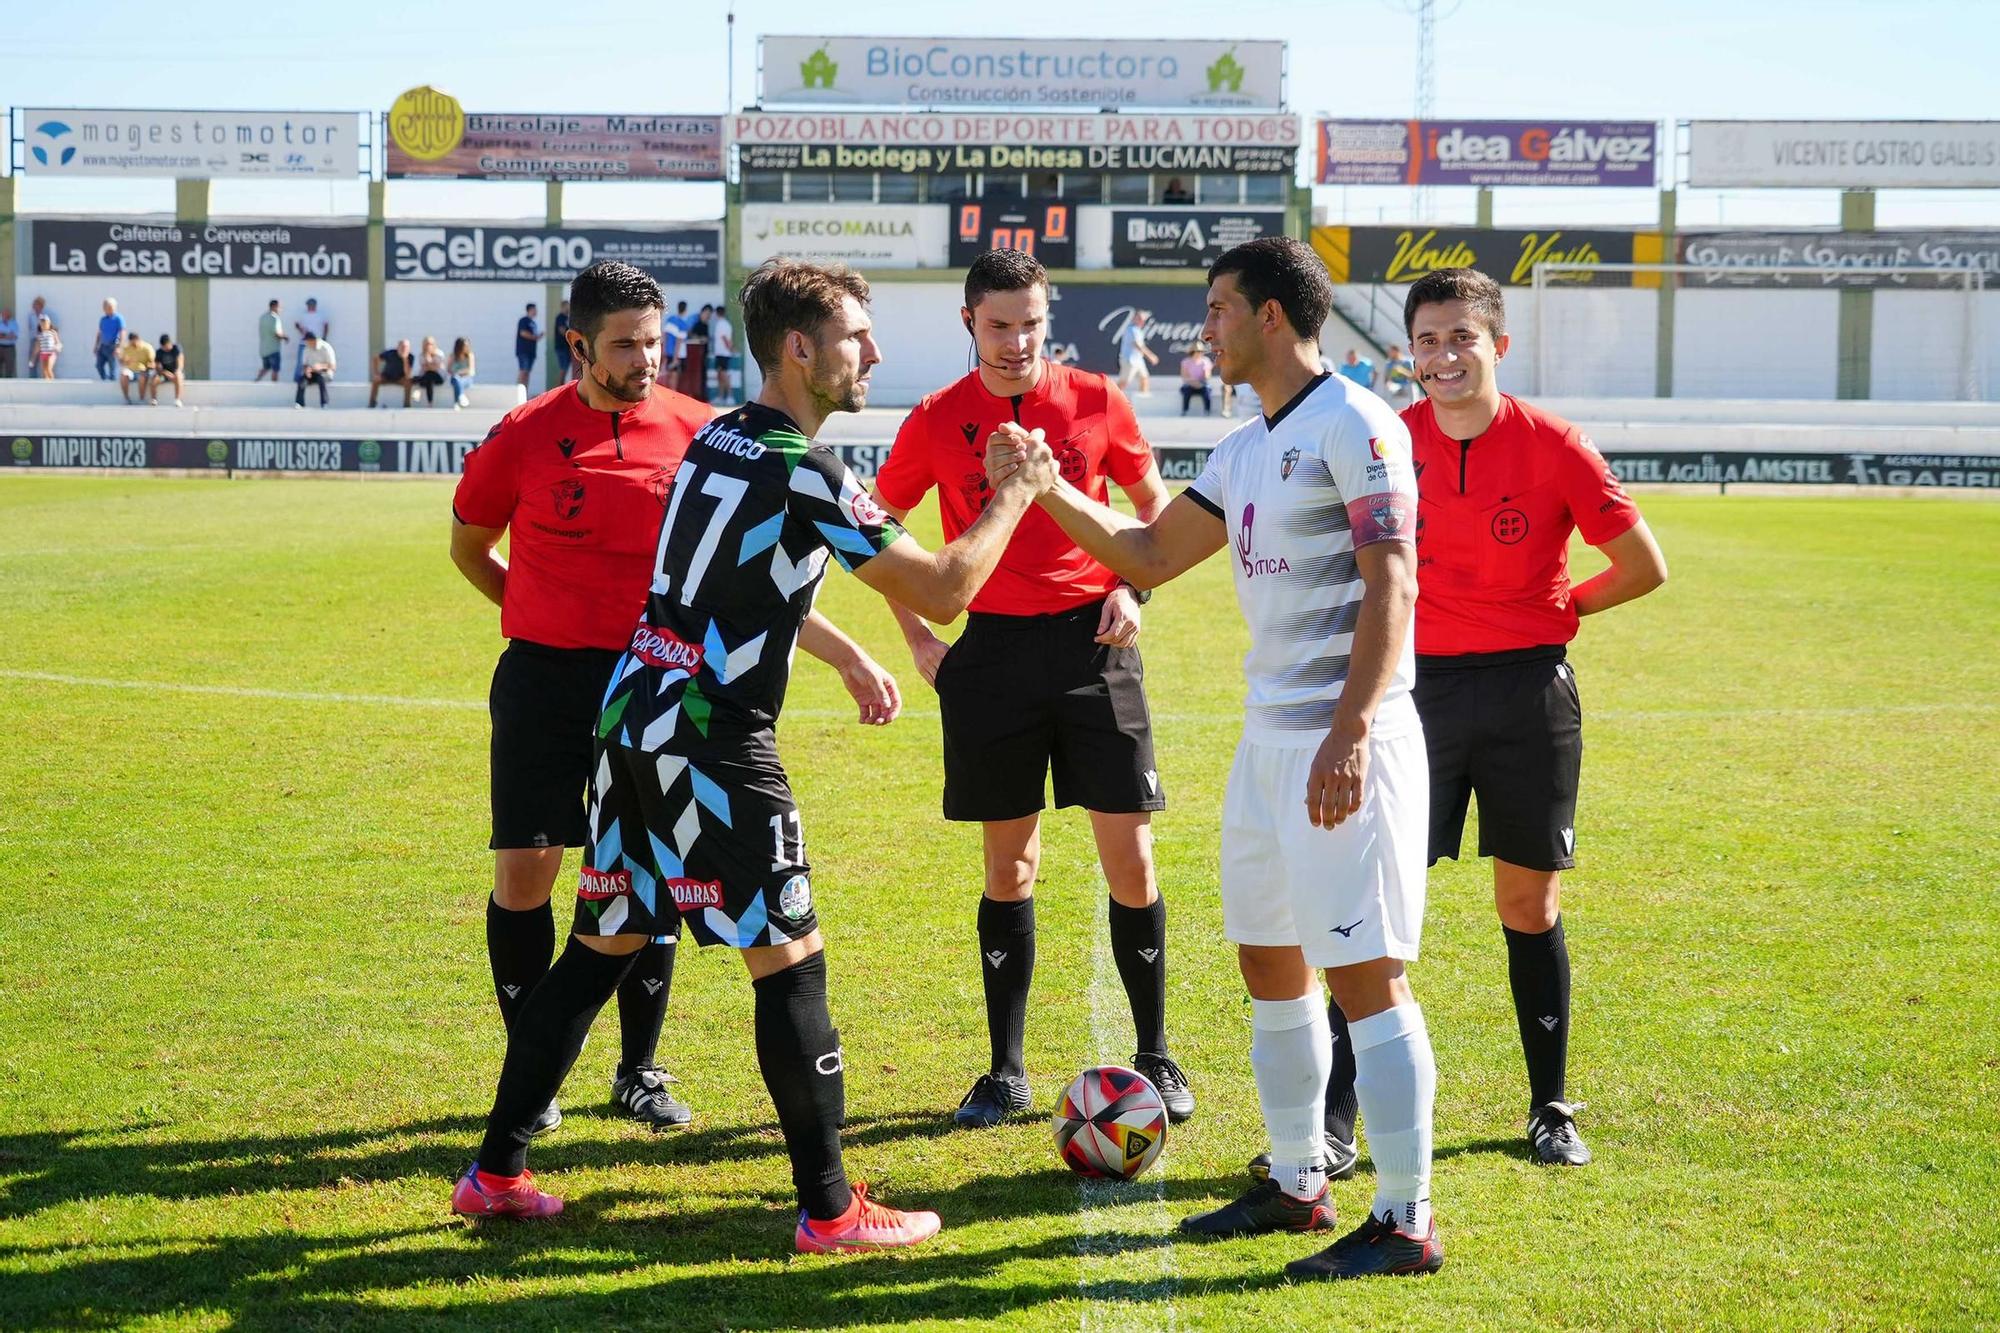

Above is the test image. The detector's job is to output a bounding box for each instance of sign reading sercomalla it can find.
[1675,230,2000,288]
[387,226,722,285]
[760,37,1284,109]
[1688,121,2000,189]
[738,204,950,268]
[731,111,1300,174]
[1316,119,1657,188]
[19,108,362,178]
[384,85,723,181]
[31,220,367,279]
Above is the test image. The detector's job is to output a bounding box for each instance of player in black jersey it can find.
[454,259,1059,1253]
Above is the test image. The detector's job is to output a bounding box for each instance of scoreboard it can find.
[948,197,1075,269]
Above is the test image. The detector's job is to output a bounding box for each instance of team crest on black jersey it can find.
[1281,445,1301,480]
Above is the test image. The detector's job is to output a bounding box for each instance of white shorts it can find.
[1121,352,1148,375]
[1220,729,1429,968]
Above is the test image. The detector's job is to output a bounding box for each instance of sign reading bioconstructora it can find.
[760,36,1284,109]
[388,226,722,285]
[20,108,362,178]
[1687,120,2000,189]
[1316,119,1656,188]
[31,220,367,279]
[732,112,1299,174]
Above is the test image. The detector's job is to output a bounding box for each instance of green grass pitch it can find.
[0,476,1994,1330]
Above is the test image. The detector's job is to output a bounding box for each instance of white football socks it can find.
[1249,994,1333,1201]
[1349,1001,1437,1235]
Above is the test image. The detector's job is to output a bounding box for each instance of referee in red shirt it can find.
[872,249,1195,1128]
[451,260,900,1133]
[1395,267,1667,1165]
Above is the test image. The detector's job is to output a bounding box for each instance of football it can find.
[1051,1065,1169,1180]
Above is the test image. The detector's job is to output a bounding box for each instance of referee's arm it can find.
[450,517,508,607]
[1572,519,1667,617]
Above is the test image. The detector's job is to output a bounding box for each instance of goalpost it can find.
[1529,262,1988,401]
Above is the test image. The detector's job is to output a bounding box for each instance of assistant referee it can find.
[1394,266,1667,1166]
[451,260,901,1133]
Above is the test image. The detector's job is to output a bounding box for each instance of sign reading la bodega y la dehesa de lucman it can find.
[731,112,1299,175]
[31,220,367,279]
[758,37,1285,109]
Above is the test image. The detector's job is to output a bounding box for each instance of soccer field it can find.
[0,475,1995,1331]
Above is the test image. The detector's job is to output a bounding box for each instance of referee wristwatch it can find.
[1118,581,1152,605]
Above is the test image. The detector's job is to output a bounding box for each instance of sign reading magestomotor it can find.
[20,108,362,178]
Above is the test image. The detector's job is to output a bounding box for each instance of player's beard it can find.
[808,360,868,416]
[596,360,657,404]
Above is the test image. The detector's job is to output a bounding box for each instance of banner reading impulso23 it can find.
[388,227,722,285]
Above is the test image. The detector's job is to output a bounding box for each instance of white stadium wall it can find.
[20,277,176,380]
[1673,289,1840,399]
[1508,287,1659,399]
[205,281,367,381]
[1075,208,1115,271]
[385,281,553,385]
[851,282,974,408]
[1868,289,2000,402]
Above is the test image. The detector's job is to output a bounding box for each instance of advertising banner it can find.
[731,111,1300,174]
[948,198,1075,269]
[1676,230,2000,288]
[1687,120,2000,189]
[1110,209,1284,269]
[1312,225,1663,287]
[1044,280,1208,375]
[739,204,950,268]
[7,435,478,475]
[388,226,721,285]
[384,88,723,180]
[20,108,361,178]
[759,36,1284,110]
[30,220,367,280]
[1315,119,1656,188]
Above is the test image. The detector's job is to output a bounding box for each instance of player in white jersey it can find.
[987,237,1441,1281]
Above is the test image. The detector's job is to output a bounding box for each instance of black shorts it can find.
[1415,645,1582,872]
[488,640,621,851]
[935,599,1165,822]
[573,741,815,950]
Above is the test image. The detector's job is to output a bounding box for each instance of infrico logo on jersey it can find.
[578,866,632,899]
[1236,502,1290,578]
[699,422,767,460]
[631,624,705,672]
[666,878,724,909]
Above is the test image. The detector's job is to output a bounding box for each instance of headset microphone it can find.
[964,315,1030,376]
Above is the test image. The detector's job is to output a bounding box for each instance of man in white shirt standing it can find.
[1115,309,1157,396]
[986,235,1441,1282]
[710,303,736,404]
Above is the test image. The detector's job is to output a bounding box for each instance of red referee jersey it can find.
[453,382,713,650]
[876,362,1154,616]
[1404,393,1640,655]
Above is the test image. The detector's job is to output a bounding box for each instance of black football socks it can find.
[478,937,638,1176]
[977,895,1036,1078]
[486,896,555,1033]
[615,935,678,1078]
[753,951,852,1221]
[1325,995,1361,1143]
[1108,896,1169,1057]
[1505,917,1572,1107]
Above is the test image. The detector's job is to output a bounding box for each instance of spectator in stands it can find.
[370,338,415,409]
[1117,309,1158,397]
[414,335,448,406]
[28,297,57,372]
[677,302,711,401]
[1044,341,1077,366]
[152,333,186,408]
[515,303,543,388]
[294,298,329,381]
[95,299,127,382]
[711,303,736,404]
[1179,344,1214,415]
[31,316,60,378]
[662,299,690,382]
[1380,342,1418,406]
[1162,176,1194,204]
[256,299,288,382]
[295,331,336,407]
[1336,347,1375,392]
[117,330,156,404]
[553,300,575,384]
[449,337,477,409]
[0,307,18,380]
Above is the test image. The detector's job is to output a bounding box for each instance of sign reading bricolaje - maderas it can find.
[31,220,367,279]
[20,108,362,178]
[388,226,721,284]
[760,37,1284,109]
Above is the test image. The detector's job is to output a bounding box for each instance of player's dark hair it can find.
[1207,237,1332,344]
[964,248,1048,311]
[568,260,664,344]
[1403,267,1507,340]
[740,259,871,376]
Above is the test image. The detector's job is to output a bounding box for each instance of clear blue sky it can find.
[6,0,1997,227]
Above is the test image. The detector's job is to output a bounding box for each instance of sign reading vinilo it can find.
[1312,226,1666,287]
[384,85,722,181]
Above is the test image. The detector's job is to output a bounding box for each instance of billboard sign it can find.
[30,220,367,280]
[1687,120,2000,189]
[731,111,1299,174]
[1110,209,1283,269]
[1312,225,1663,287]
[1315,118,1656,188]
[20,107,361,178]
[738,204,950,268]
[1675,230,2000,288]
[384,87,722,180]
[387,226,722,285]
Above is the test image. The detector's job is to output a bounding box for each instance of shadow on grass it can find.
[0,1115,1287,1329]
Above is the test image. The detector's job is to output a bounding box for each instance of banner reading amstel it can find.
[385,86,723,180]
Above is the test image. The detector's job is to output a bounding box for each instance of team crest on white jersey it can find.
[1280,446,1301,480]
